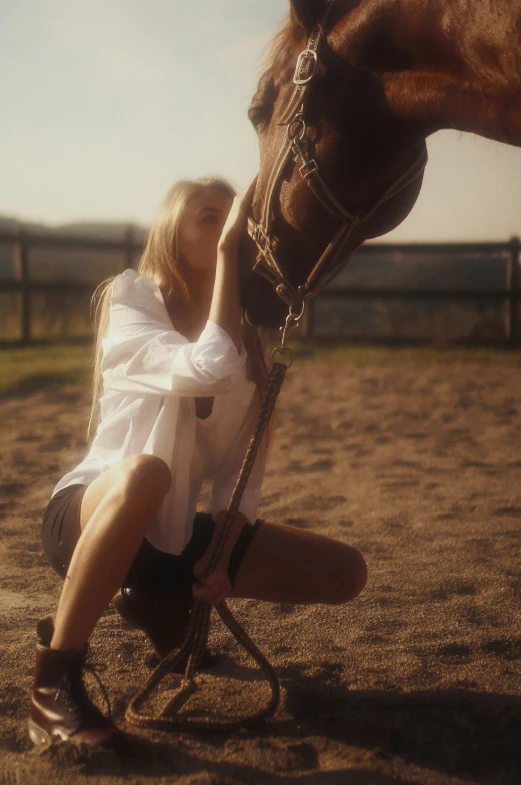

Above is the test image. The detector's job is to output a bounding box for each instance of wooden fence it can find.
[302,237,521,346]
[0,227,140,344]
[0,229,519,346]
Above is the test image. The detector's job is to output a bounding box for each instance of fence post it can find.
[506,236,520,347]
[123,225,135,270]
[19,231,31,343]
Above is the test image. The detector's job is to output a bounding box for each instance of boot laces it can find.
[57,673,83,724]
[85,663,112,720]
[57,663,112,722]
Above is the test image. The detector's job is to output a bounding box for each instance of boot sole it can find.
[28,719,51,746]
[28,719,134,755]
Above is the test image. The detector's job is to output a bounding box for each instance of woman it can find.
[29,176,367,752]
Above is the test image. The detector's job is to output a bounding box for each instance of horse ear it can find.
[290,0,329,34]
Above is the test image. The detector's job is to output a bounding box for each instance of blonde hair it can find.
[87,177,270,439]
[139,176,236,310]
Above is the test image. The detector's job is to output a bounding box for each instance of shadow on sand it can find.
[274,666,521,783]
[27,664,521,785]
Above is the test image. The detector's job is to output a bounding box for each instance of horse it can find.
[240,0,521,330]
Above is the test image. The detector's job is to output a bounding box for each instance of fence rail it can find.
[0,229,519,345]
[302,236,520,345]
[0,227,141,343]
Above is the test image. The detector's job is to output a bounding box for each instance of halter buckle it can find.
[291,135,309,161]
[253,255,281,287]
[251,222,270,253]
[299,158,319,181]
[293,49,318,85]
[275,281,301,308]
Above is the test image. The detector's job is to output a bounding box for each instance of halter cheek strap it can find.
[248,2,428,310]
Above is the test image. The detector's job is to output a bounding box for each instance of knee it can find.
[330,545,368,604]
[116,454,172,504]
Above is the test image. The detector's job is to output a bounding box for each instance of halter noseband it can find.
[247,2,428,311]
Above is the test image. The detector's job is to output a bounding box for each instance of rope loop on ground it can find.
[125,361,288,733]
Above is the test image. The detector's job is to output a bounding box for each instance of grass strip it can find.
[285,339,521,366]
[0,343,93,398]
[0,339,520,399]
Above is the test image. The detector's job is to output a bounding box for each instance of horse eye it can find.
[247,104,265,129]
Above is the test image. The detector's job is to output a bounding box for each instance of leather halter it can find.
[247,2,428,310]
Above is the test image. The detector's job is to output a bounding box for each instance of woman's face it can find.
[177,187,234,273]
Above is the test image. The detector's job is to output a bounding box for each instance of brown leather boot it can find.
[112,587,217,670]
[28,618,130,752]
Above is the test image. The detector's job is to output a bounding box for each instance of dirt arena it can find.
[1,354,520,785]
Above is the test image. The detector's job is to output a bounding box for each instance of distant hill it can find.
[0,216,148,282]
[0,213,508,292]
[0,214,148,240]
[331,249,507,291]
[54,222,148,242]
[0,215,513,342]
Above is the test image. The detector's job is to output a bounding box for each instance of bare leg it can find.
[51,454,171,652]
[231,520,367,604]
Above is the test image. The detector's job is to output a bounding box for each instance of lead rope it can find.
[125,314,300,733]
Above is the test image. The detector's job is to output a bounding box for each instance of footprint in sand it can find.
[304,459,335,472]
[481,639,521,660]
[300,494,347,510]
[393,458,419,468]
[437,643,473,663]
[341,443,360,452]
[285,517,310,528]
[226,739,318,773]
[493,507,521,518]
[335,420,353,431]
[16,433,42,443]
[0,500,15,516]
[262,491,283,505]
[0,481,28,495]
[429,582,477,599]
[380,479,420,489]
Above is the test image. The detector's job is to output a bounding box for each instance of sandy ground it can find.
[1,356,521,785]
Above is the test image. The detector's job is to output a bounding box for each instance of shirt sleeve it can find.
[101,270,246,396]
[210,399,268,523]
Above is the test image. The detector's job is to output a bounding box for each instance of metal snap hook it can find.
[278,300,306,349]
[287,115,307,142]
[270,346,294,369]
[288,301,306,324]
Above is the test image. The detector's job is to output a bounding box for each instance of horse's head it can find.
[241,0,428,330]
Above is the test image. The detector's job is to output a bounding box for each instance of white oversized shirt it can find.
[52,269,268,555]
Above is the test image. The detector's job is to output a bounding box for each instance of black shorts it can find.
[41,484,263,594]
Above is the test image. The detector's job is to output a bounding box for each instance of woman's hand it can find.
[209,177,256,348]
[192,511,247,605]
[192,565,231,606]
[218,176,257,253]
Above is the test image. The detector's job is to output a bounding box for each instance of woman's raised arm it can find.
[208,177,256,349]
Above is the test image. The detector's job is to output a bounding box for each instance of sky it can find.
[1,0,520,242]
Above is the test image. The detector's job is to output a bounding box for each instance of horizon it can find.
[1,1,520,243]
